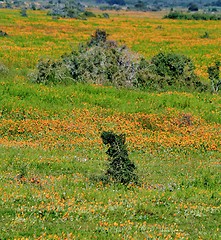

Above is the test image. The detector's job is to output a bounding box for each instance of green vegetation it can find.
[20,7,28,17]
[149,52,206,91]
[47,0,86,19]
[200,31,210,39]
[208,61,221,93]
[1,78,221,238]
[188,3,199,11]
[30,29,142,88]
[164,11,221,20]
[0,62,9,74]
[0,29,8,36]
[101,131,138,185]
[31,29,208,92]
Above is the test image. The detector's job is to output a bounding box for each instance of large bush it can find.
[63,42,140,88]
[31,30,141,88]
[31,29,207,91]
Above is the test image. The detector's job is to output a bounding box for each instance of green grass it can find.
[1,80,221,239]
[1,81,221,123]
[0,145,220,239]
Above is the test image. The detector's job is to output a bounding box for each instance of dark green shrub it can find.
[83,11,96,18]
[0,30,8,37]
[151,52,195,79]
[31,3,36,10]
[163,11,189,20]
[87,29,109,47]
[164,11,221,20]
[101,131,138,185]
[149,52,206,91]
[188,3,199,11]
[20,8,28,17]
[200,32,210,39]
[134,1,147,10]
[102,13,110,19]
[208,61,221,93]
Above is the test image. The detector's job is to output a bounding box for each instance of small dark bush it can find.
[101,131,138,185]
[87,29,109,46]
[102,13,110,18]
[208,61,221,93]
[188,3,199,12]
[200,32,210,39]
[0,30,8,37]
[20,8,28,17]
[83,11,96,18]
[151,52,195,78]
[0,62,9,75]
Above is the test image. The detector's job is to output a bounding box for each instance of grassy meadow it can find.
[0,9,221,239]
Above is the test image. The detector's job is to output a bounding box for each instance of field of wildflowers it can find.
[0,9,221,239]
[1,9,221,78]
